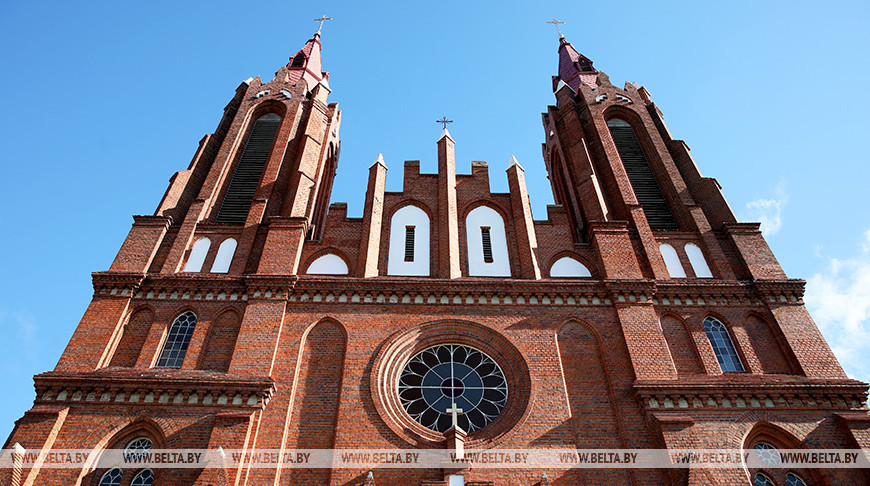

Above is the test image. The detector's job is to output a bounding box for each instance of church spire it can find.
[552,36,598,93]
[283,31,329,91]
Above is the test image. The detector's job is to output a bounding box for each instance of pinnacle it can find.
[508,155,524,171]
[438,127,453,141]
[371,153,387,168]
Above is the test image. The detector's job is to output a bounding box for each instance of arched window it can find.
[155,311,197,368]
[606,117,677,229]
[785,472,808,486]
[549,257,592,278]
[183,238,210,272]
[753,472,776,486]
[685,243,713,278]
[466,206,510,277]
[659,243,686,278]
[210,238,237,273]
[216,113,282,223]
[123,437,153,462]
[388,205,430,276]
[306,253,349,275]
[98,468,122,486]
[130,469,154,486]
[703,317,744,372]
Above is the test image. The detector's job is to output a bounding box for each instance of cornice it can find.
[634,376,869,412]
[33,370,275,410]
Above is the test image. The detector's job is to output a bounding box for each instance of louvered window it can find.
[404,226,415,262]
[216,113,282,223]
[481,227,493,263]
[606,118,677,229]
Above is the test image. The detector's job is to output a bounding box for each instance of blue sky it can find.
[1,1,869,441]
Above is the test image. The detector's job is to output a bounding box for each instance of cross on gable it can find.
[446,402,464,430]
[436,117,453,130]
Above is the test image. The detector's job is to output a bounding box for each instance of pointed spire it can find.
[439,127,453,141]
[371,153,387,168]
[508,155,524,170]
[553,36,598,92]
[282,33,328,91]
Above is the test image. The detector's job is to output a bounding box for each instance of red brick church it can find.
[3,26,869,486]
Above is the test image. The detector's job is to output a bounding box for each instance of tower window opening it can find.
[291,55,305,67]
[155,311,197,369]
[481,227,493,263]
[703,317,745,372]
[405,226,415,262]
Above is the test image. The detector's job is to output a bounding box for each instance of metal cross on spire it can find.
[436,117,453,130]
[314,14,333,34]
[546,18,566,38]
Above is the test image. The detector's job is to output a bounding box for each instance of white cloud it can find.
[805,229,870,384]
[745,181,788,237]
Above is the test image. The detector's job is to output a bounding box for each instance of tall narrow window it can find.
[606,118,677,229]
[481,227,493,263]
[703,317,745,372]
[155,311,197,368]
[404,226,415,261]
[216,113,282,223]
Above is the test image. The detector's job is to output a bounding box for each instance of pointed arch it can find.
[659,243,687,278]
[155,311,198,368]
[555,320,631,482]
[216,111,283,223]
[285,318,347,485]
[659,312,704,375]
[743,313,793,374]
[109,307,155,368]
[198,308,242,372]
[605,113,677,229]
[703,316,745,372]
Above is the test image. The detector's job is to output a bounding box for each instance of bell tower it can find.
[119,30,342,278]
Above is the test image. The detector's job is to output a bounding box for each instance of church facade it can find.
[3,28,869,486]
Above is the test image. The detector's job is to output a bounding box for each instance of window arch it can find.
[388,205,430,276]
[130,469,154,486]
[216,112,282,223]
[183,238,210,272]
[685,243,713,278]
[210,238,237,273]
[306,253,349,275]
[659,243,686,278]
[98,469,122,486]
[785,472,808,486]
[466,205,510,277]
[606,117,677,229]
[155,311,197,368]
[549,256,592,278]
[753,472,776,486]
[703,317,744,372]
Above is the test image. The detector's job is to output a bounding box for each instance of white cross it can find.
[446,402,464,429]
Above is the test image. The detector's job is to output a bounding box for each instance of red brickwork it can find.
[4,32,869,486]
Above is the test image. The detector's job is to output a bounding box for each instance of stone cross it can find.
[546,18,566,38]
[436,117,454,130]
[314,15,333,34]
[446,402,464,429]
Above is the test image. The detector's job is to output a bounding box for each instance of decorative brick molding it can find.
[634,377,869,412]
[33,370,275,409]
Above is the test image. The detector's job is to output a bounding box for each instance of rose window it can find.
[398,344,508,433]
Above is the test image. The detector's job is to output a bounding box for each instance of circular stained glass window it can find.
[398,344,508,433]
